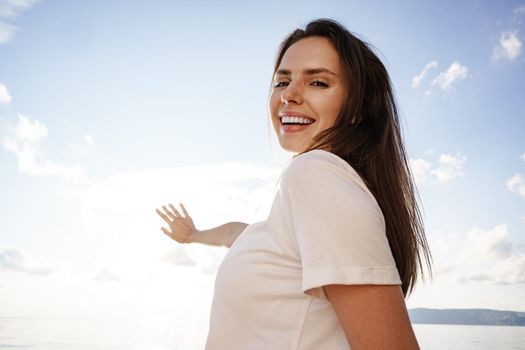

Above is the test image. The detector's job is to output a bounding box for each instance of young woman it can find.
[156,18,432,349]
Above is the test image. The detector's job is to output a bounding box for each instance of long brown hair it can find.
[272,18,432,296]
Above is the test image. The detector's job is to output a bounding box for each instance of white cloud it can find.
[462,224,513,261]
[0,82,11,104]
[0,0,38,19]
[490,254,525,284]
[521,152,525,162]
[411,61,438,88]
[409,158,432,183]
[162,246,196,266]
[431,62,468,91]
[0,19,14,44]
[433,153,467,182]
[66,162,282,220]
[0,0,38,44]
[83,134,93,145]
[461,224,525,284]
[409,152,467,185]
[94,267,123,282]
[514,5,525,15]
[3,114,85,183]
[13,113,47,141]
[0,245,57,275]
[506,174,525,197]
[492,31,522,61]
[431,224,525,284]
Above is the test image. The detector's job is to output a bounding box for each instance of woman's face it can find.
[268,36,348,155]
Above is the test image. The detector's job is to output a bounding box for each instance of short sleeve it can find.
[282,151,401,300]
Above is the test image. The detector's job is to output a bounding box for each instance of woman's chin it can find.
[277,139,308,154]
[280,145,304,156]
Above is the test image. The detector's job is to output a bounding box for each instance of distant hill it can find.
[409,308,525,326]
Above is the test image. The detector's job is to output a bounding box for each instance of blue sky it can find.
[1,0,524,341]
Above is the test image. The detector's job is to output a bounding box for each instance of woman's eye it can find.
[273,80,328,88]
[274,81,288,88]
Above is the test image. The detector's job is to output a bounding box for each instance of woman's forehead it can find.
[277,37,342,75]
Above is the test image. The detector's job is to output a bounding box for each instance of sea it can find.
[0,317,524,349]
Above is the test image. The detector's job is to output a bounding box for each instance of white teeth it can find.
[281,116,314,125]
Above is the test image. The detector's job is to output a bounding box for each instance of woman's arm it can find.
[155,203,248,248]
[192,221,248,248]
[324,284,420,349]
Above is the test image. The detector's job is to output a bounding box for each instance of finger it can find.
[180,203,190,218]
[162,205,177,220]
[161,227,172,237]
[168,203,184,218]
[155,208,172,224]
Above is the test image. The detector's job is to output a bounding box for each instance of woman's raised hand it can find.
[155,203,198,244]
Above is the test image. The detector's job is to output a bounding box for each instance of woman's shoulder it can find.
[283,149,360,181]
[281,149,378,206]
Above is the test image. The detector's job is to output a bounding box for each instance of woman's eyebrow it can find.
[275,67,337,76]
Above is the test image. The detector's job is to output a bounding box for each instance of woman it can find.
[156,18,432,349]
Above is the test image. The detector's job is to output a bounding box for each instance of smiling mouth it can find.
[279,116,316,125]
[279,120,315,133]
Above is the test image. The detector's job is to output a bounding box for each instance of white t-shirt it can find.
[205,149,401,350]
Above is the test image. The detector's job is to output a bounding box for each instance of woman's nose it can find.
[281,82,303,104]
